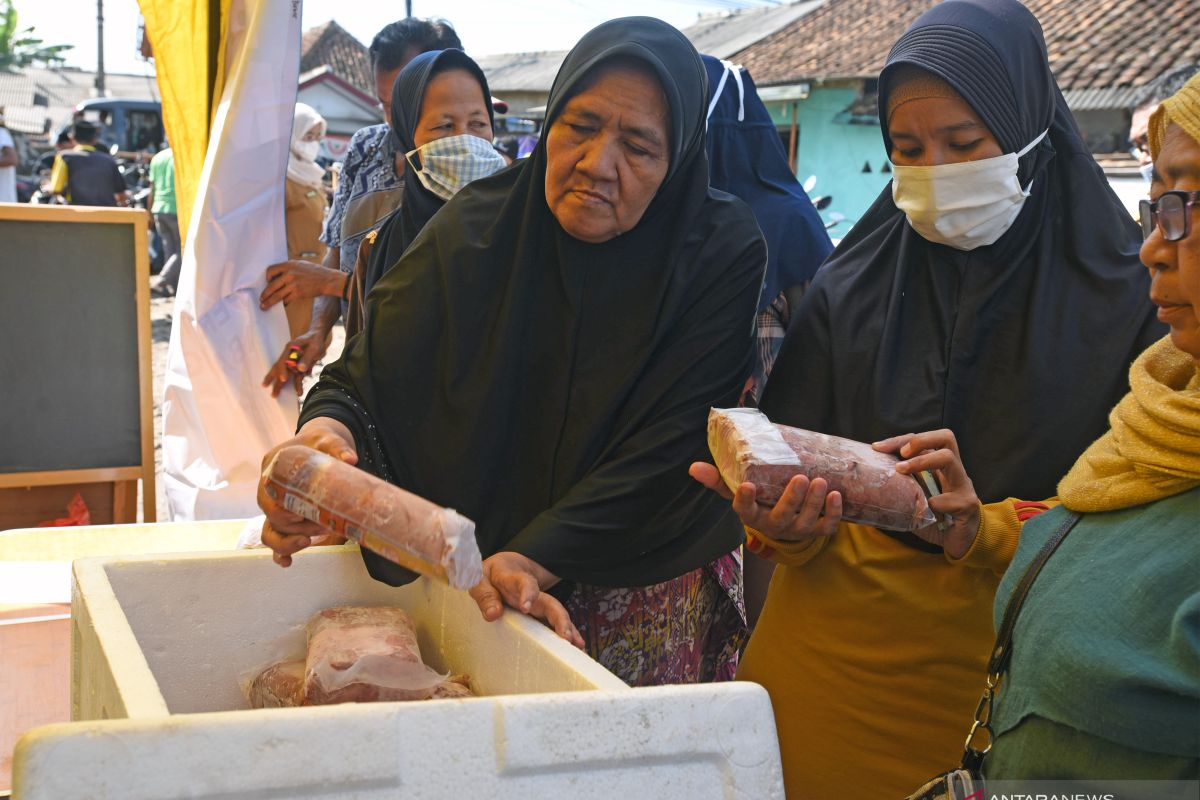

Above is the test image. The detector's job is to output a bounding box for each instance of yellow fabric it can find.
[740,501,1025,800]
[48,154,67,194]
[1149,70,1200,157]
[48,144,99,196]
[1057,336,1200,513]
[137,0,232,238]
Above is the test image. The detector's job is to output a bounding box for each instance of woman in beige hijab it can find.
[282,103,329,338]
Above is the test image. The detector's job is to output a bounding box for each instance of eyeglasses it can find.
[1139,190,1200,242]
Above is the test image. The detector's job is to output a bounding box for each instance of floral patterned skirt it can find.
[560,549,747,687]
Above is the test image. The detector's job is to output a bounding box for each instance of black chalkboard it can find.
[0,213,143,473]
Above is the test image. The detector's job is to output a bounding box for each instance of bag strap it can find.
[960,508,1081,770]
[988,509,1081,675]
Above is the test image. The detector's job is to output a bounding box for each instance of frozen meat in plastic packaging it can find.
[305,606,449,705]
[263,445,483,589]
[707,408,937,532]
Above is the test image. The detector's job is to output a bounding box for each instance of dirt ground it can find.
[142,296,345,521]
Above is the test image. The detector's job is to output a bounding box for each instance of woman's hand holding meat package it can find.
[468,552,584,649]
[873,429,981,558]
[258,417,358,567]
[688,462,843,543]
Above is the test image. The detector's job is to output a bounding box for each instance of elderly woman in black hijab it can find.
[691,0,1163,795]
[259,18,766,686]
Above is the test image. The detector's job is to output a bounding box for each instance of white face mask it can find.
[405,133,506,201]
[1139,162,1155,184]
[891,129,1048,251]
[293,139,320,162]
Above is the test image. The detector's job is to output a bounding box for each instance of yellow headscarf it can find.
[1057,337,1200,512]
[1148,70,1200,157]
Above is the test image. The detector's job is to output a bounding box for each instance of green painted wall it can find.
[767,86,893,238]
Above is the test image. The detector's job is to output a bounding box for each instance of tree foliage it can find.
[0,0,73,72]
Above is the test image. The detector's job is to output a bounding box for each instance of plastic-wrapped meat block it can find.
[431,675,474,699]
[263,445,483,589]
[246,660,306,709]
[304,606,450,705]
[708,408,936,532]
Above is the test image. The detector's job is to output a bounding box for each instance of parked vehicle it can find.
[63,98,165,157]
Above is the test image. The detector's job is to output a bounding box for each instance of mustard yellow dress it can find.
[739,500,1040,799]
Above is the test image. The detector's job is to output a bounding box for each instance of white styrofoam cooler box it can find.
[14,547,784,799]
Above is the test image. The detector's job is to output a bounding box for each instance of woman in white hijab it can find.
[283,103,329,338]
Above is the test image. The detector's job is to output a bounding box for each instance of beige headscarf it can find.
[1148,70,1200,157]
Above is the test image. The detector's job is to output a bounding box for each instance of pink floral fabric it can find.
[561,549,747,687]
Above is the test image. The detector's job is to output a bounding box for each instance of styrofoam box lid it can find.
[15,683,784,799]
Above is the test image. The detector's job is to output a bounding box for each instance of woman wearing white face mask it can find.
[689,0,1166,797]
[282,103,329,338]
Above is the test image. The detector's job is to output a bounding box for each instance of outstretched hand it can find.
[689,462,842,543]
[260,259,345,310]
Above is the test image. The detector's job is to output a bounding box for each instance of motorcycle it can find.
[802,175,846,235]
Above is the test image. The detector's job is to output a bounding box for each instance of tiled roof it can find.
[300,20,373,98]
[731,0,1200,106]
[475,1,824,95]
[684,0,828,60]
[475,50,567,93]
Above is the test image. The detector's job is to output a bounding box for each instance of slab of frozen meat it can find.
[263,445,483,589]
[246,659,306,709]
[304,606,450,705]
[708,408,937,532]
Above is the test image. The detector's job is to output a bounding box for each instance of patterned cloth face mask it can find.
[405,134,507,201]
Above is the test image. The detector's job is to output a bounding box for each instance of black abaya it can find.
[302,17,766,587]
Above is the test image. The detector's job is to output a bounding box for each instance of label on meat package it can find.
[282,492,319,523]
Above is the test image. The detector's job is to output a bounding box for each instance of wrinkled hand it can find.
[689,462,842,543]
[260,260,345,310]
[261,326,332,397]
[873,429,981,558]
[468,552,584,648]
[258,418,358,567]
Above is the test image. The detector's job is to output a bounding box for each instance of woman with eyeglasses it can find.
[690,0,1166,795]
[982,70,1200,782]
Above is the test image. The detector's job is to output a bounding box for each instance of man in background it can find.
[1129,65,1198,182]
[0,107,18,203]
[38,131,75,173]
[148,145,181,297]
[49,120,127,207]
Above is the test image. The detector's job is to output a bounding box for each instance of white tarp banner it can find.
[162,0,302,520]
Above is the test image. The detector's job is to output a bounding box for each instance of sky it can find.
[13,0,780,78]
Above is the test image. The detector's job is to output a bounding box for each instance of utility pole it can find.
[95,0,106,96]
[406,0,413,17]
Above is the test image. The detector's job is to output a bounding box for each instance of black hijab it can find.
[363,48,496,294]
[760,0,1163,508]
[302,17,766,588]
[703,55,833,311]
